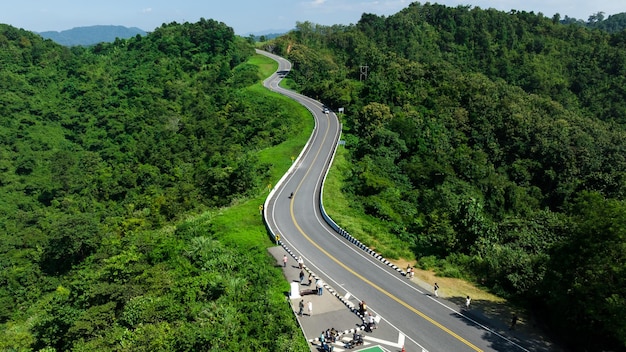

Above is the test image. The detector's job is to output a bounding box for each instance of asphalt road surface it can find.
[258,49,547,352]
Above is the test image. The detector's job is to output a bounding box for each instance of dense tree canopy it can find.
[0,19,307,350]
[267,4,626,350]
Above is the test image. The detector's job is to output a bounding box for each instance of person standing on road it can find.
[298,256,304,269]
[308,273,313,286]
[368,313,376,330]
[316,279,323,295]
[283,255,288,267]
[359,300,367,316]
[434,282,439,297]
[465,295,471,310]
[308,301,313,316]
[299,270,305,284]
[298,299,304,316]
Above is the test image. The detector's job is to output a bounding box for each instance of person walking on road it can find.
[298,299,304,316]
[509,314,518,330]
[308,301,313,316]
[308,273,313,286]
[283,255,288,267]
[298,256,304,269]
[434,282,439,297]
[316,279,323,295]
[299,270,305,284]
[465,295,471,310]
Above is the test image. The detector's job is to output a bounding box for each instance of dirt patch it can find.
[393,258,416,272]
[391,259,503,301]
[414,269,506,302]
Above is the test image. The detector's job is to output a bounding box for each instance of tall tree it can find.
[543,192,626,349]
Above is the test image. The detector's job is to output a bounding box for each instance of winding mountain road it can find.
[258,49,544,352]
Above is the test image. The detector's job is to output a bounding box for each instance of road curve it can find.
[258,49,542,352]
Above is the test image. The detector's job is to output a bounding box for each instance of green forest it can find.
[0,19,311,351]
[267,3,626,351]
[2,3,626,351]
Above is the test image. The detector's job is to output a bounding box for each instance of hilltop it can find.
[39,24,146,46]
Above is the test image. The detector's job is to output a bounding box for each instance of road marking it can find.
[363,332,405,348]
[331,337,372,351]
[290,196,483,351]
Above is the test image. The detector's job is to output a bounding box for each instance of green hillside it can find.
[266,4,626,351]
[0,20,310,351]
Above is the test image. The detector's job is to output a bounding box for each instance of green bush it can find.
[416,255,439,270]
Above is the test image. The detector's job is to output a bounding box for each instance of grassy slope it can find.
[211,54,314,249]
[322,145,413,260]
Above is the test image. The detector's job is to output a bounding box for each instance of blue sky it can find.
[1,0,623,35]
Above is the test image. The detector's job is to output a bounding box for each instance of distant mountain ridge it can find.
[39,25,146,46]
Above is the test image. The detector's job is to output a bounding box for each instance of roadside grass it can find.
[248,54,277,79]
[249,48,298,91]
[210,55,313,249]
[394,255,506,302]
[323,146,413,261]
[279,77,296,90]
[210,109,311,248]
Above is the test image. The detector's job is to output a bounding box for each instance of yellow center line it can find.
[288,112,483,352]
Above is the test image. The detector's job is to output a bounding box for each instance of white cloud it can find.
[141,8,152,13]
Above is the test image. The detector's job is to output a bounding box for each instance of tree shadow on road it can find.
[447,296,567,352]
